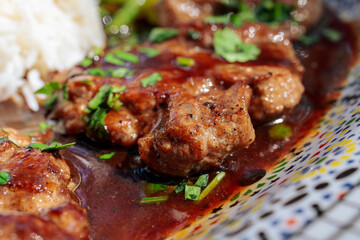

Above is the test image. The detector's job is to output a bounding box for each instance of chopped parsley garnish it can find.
[268,123,292,140]
[138,48,161,57]
[322,28,342,42]
[35,82,61,95]
[140,196,168,204]
[185,185,201,201]
[115,51,139,63]
[99,152,116,159]
[141,73,162,87]
[194,174,209,188]
[0,171,12,185]
[174,180,188,194]
[80,58,93,67]
[88,85,112,110]
[39,122,52,134]
[255,0,294,25]
[176,57,195,67]
[87,68,108,77]
[149,28,180,43]
[112,68,131,78]
[28,141,75,151]
[199,172,226,201]
[214,27,260,63]
[104,53,125,66]
[87,108,109,139]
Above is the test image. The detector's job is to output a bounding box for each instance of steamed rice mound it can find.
[0,0,105,110]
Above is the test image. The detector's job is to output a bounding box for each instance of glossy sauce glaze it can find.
[0,10,357,240]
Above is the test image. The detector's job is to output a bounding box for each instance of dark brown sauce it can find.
[0,9,357,240]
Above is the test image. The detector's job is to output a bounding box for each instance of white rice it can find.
[0,0,105,111]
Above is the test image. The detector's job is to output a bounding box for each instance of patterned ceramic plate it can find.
[168,1,360,239]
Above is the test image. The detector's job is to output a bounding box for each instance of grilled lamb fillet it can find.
[51,22,304,176]
[0,129,90,239]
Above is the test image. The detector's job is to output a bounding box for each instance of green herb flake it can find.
[298,34,320,45]
[322,28,342,42]
[104,53,125,66]
[35,82,61,95]
[187,31,202,40]
[87,108,109,139]
[199,172,226,201]
[194,174,209,188]
[80,80,94,86]
[185,185,201,201]
[140,196,168,204]
[138,48,161,57]
[88,85,112,110]
[28,141,75,151]
[38,122,52,134]
[176,57,195,67]
[149,28,180,43]
[0,136,9,143]
[269,123,292,140]
[112,68,130,78]
[80,58,93,67]
[141,73,162,87]
[99,152,116,160]
[214,27,260,63]
[175,180,188,194]
[0,171,12,185]
[43,93,59,110]
[146,183,169,194]
[93,46,102,56]
[115,51,139,63]
[87,68,108,77]
[62,84,69,101]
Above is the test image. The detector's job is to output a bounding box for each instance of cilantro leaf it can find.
[141,73,162,87]
[104,53,125,66]
[149,28,180,43]
[80,58,93,67]
[87,68,108,77]
[35,82,60,95]
[87,108,109,139]
[214,27,260,63]
[112,68,131,78]
[43,93,59,110]
[88,85,112,110]
[28,142,75,151]
[0,171,12,185]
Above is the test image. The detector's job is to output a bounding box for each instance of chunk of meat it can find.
[0,129,90,239]
[50,22,304,176]
[210,65,304,120]
[139,84,255,177]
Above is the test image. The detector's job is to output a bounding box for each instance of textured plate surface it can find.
[168,1,360,239]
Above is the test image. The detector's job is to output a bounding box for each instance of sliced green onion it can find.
[268,123,292,140]
[194,174,209,188]
[176,57,195,67]
[185,185,201,201]
[199,172,226,201]
[146,183,169,194]
[141,73,162,87]
[140,196,168,204]
[0,171,12,185]
[138,48,161,57]
[104,53,125,66]
[175,180,188,194]
[99,152,116,159]
[149,28,180,43]
[115,51,139,63]
[80,58,93,67]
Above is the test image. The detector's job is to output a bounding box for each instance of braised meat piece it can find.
[50,21,304,176]
[0,128,90,239]
[139,83,254,176]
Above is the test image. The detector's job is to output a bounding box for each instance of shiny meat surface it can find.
[0,129,90,239]
[51,22,304,176]
[139,84,254,176]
